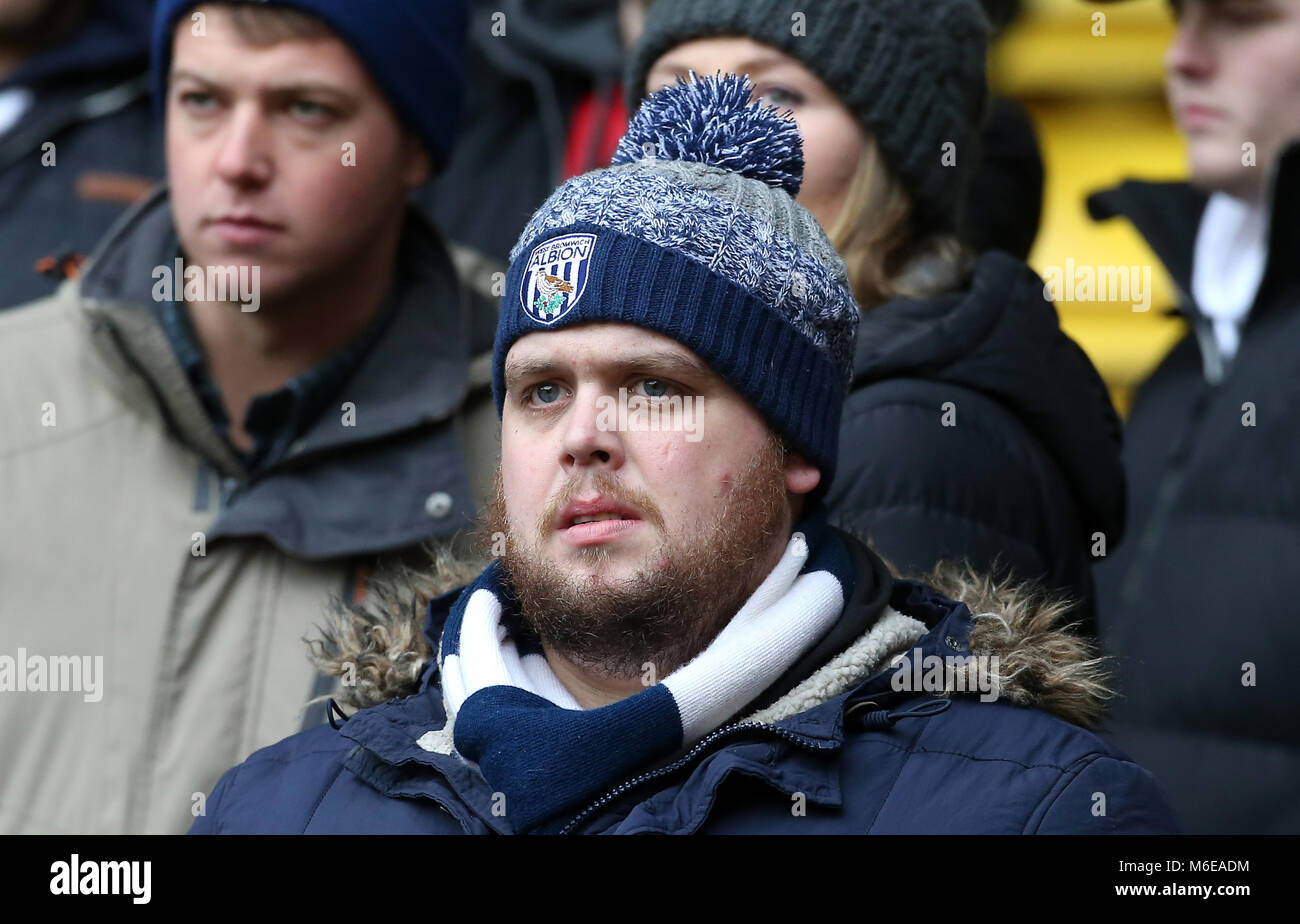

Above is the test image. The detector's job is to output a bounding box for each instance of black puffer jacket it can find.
[825,250,1126,636]
[1087,142,1300,834]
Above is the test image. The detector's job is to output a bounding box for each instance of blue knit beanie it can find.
[150,0,467,171]
[493,73,860,488]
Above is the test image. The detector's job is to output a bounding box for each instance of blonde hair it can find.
[826,137,972,312]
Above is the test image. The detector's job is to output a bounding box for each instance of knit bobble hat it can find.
[493,73,860,490]
[625,0,991,232]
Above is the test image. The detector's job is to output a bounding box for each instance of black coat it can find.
[1087,142,1300,834]
[825,251,1126,637]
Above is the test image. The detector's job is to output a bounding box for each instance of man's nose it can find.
[214,103,274,188]
[1165,7,1216,81]
[559,387,624,471]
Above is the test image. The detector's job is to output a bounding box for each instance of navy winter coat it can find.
[827,251,1125,638]
[191,531,1177,834]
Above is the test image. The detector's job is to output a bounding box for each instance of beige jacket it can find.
[0,190,501,833]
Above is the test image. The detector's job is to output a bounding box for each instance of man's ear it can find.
[401,133,431,189]
[784,450,821,496]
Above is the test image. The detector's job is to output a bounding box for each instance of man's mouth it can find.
[207,214,286,246]
[1175,101,1227,132]
[557,496,644,546]
[558,496,641,528]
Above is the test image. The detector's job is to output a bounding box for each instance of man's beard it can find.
[479,434,791,682]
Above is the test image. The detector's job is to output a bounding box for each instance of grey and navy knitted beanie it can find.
[625,0,991,232]
[493,73,859,488]
[150,0,467,171]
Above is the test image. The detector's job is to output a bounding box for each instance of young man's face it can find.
[1165,0,1300,199]
[493,322,821,676]
[165,4,428,305]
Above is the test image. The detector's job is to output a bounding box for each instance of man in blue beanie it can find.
[190,75,1178,835]
[0,0,498,835]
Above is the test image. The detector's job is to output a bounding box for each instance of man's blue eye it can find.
[638,379,670,398]
[182,92,217,111]
[533,383,561,404]
[291,100,332,120]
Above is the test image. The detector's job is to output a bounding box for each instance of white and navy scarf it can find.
[435,515,859,832]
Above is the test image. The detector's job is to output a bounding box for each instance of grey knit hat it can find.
[625,0,992,232]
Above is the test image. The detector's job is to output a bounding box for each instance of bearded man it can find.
[190,74,1178,835]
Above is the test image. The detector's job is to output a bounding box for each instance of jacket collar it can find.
[1087,138,1300,328]
[76,185,487,557]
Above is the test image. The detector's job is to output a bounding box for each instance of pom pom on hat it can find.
[612,72,805,196]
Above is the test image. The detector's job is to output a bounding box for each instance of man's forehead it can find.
[171,7,357,88]
[504,326,713,380]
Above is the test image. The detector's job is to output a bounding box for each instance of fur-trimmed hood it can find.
[309,536,1114,731]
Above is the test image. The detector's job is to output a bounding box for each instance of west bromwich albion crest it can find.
[520,233,595,324]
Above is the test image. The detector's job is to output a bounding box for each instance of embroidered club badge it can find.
[520,233,596,324]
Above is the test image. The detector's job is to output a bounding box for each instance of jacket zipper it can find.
[559,721,835,835]
[1116,279,1218,613]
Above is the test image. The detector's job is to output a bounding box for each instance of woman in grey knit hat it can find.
[626,0,1127,635]
[628,0,989,308]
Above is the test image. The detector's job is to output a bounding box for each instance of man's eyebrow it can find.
[170,68,219,87]
[169,68,354,101]
[623,351,713,381]
[503,356,560,388]
[503,350,712,388]
[262,80,356,100]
